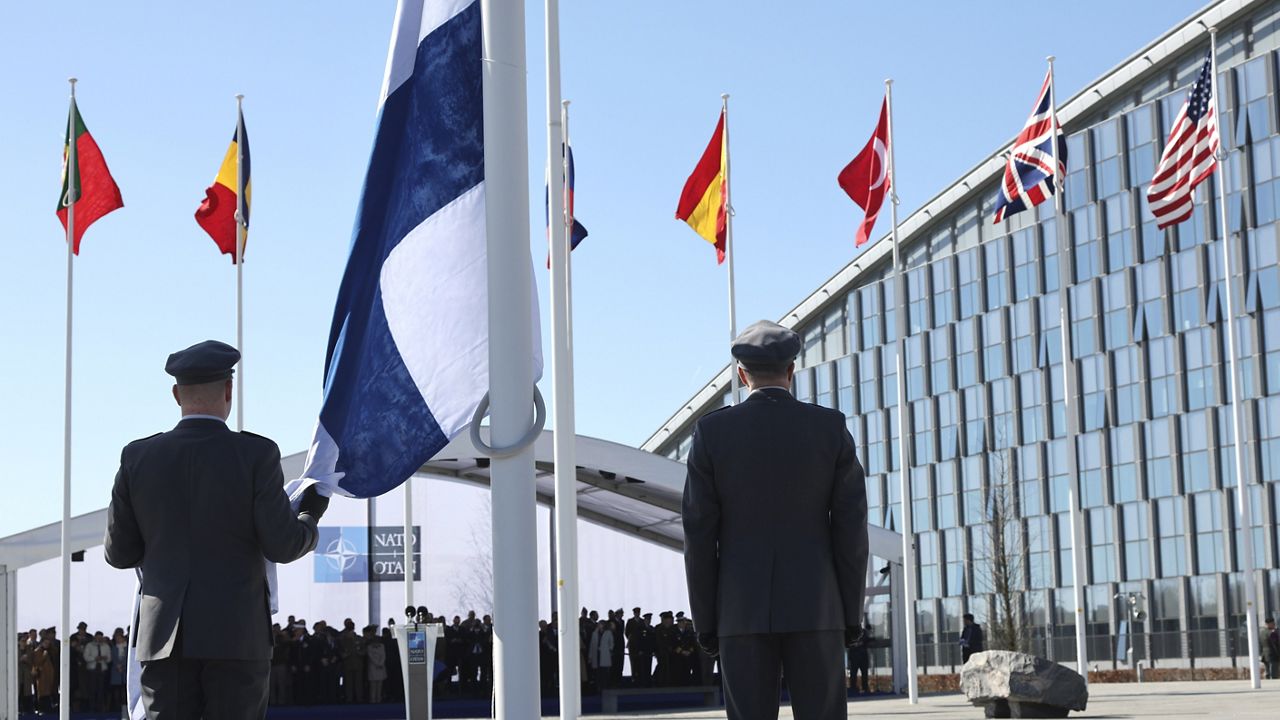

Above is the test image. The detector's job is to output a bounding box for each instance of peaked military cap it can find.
[731,320,800,370]
[165,340,240,385]
[659,611,674,619]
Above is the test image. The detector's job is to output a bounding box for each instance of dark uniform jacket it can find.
[682,387,869,637]
[104,418,319,662]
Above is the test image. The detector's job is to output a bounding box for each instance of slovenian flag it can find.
[194,108,251,262]
[302,0,540,498]
[546,141,589,267]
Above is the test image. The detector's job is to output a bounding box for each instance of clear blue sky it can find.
[0,0,1205,538]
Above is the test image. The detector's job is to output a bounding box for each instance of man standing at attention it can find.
[104,340,330,719]
[683,320,869,720]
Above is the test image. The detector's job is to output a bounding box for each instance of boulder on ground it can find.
[959,650,1088,718]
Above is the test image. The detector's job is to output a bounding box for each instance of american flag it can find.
[993,70,1067,224]
[1147,55,1219,229]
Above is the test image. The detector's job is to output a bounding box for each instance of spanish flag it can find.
[195,109,251,263]
[675,110,727,264]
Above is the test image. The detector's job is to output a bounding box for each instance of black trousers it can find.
[140,657,270,720]
[719,630,845,720]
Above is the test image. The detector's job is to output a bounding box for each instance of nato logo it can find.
[315,527,369,583]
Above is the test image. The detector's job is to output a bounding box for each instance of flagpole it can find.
[722,94,740,404]
[59,76,78,720]
[1208,27,1262,690]
[545,0,581,712]
[884,78,919,704]
[481,0,541,715]
[235,94,245,432]
[1046,55,1090,686]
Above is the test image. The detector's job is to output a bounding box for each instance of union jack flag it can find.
[1146,54,1218,229]
[993,70,1067,224]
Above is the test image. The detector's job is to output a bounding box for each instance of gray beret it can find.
[165,340,240,385]
[731,320,800,369]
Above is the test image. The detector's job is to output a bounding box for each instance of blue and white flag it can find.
[303,0,541,498]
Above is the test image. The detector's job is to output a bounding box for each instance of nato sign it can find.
[315,526,422,583]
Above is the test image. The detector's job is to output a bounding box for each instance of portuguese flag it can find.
[195,108,251,262]
[675,109,728,264]
[57,98,123,254]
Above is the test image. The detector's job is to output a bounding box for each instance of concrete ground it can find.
[585,680,1280,719]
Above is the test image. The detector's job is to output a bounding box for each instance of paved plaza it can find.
[586,680,1279,719]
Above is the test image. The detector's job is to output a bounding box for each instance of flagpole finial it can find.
[235,93,245,102]
[884,78,893,87]
[1208,25,1218,35]
[1046,55,1055,64]
[68,77,77,96]
[562,99,570,109]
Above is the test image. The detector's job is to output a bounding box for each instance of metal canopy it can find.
[1,428,902,569]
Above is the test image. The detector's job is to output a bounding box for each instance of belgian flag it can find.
[195,108,251,262]
[56,98,123,254]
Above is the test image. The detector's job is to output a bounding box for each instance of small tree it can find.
[979,447,1030,653]
[452,496,495,616]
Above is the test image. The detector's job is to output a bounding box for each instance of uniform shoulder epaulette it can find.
[126,432,162,446]
[238,429,270,440]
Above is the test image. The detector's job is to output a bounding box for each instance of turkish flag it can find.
[837,95,891,247]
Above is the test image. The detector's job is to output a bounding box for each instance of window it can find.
[912,467,932,529]
[865,411,886,475]
[957,248,982,319]
[859,350,878,413]
[1093,117,1125,200]
[1076,432,1105,511]
[918,532,941,599]
[884,277,898,344]
[938,392,960,461]
[1147,336,1178,418]
[1258,396,1280,483]
[1110,425,1140,503]
[936,461,958,529]
[1103,271,1132,350]
[1071,283,1097,358]
[1072,206,1102,281]
[1104,192,1135,271]
[912,399,934,465]
[1234,54,1273,146]
[931,328,952,395]
[837,356,855,417]
[907,267,928,335]
[1121,503,1150,581]
[1134,259,1167,339]
[983,311,1007,380]
[1028,515,1053,589]
[943,528,966,596]
[963,386,986,455]
[933,258,955,327]
[1181,410,1213,493]
[860,284,881,350]
[1020,373,1046,444]
[1156,497,1187,577]
[1012,228,1039,301]
[962,455,984,526]
[1171,247,1202,331]
[991,378,1014,449]
[1145,417,1175,497]
[1080,354,1106,431]
[985,238,1010,310]
[1012,301,1037,374]
[1089,508,1116,583]
[822,304,846,362]
[1048,439,1069,513]
[881,345,898,410]
[957,319,979,387]
[1019,444,1044,517]
[815,362,834,410]
[1193,492,1225,574]
[905,335,926,401]
[1113,346,1143,426]
[1064,132,1090,211]
[801,323,822,367]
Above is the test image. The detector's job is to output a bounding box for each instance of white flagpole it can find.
[235,95,246,432]
[545,0,581,713]
[1046,56,1090,685]
[404,479,415,611]
[59,76,78,720]
[482,0,540,715]
[1208,27,1262,690]
[722,94,740,404]
[885,79,919,704]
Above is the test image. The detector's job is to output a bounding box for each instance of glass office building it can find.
[645,0,1280,669]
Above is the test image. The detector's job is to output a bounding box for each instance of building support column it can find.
[2,567,16,720]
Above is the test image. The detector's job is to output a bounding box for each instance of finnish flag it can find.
[302,0,542,498]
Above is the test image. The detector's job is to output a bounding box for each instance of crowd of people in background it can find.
[13,605,729,713]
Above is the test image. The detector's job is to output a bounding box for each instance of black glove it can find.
[697,632,719,658]
[845,627,863,648]
[298,485,330,521]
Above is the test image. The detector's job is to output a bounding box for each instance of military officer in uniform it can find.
[683,320,869,720]
[104,340,330,719]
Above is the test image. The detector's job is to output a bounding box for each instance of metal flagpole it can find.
[885,79,919,704]
[722,94,740,404]
[59,76,78,720]
[482,0,540,715]
[235,95,246,432]
[1046,55,1090,685]
[545,0,582,712]
[404,479,414,610]
[1208,27,1262,690]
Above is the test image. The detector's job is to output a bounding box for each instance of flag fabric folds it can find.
[993,70,1066,224]
[545,142,589,267]
[675,111,728,263]
[195,109,251,262]
[1147,54,1219,229]
[837,95,892,247]
[301,0,538,498]
[57,99,123,253]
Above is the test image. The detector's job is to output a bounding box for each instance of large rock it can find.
[959,651,1088,718]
